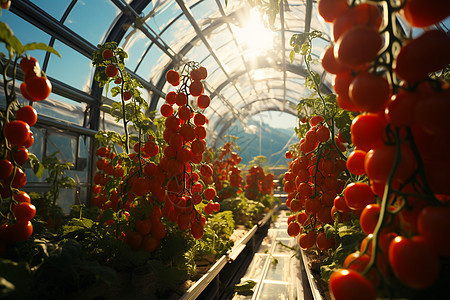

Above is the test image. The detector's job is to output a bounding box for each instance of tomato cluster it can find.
[1,57,47,252]
[318,0,450,299]
[91,60,218,252]
[205,142,243,201]
[19,57,52,102]
[244,165,276,201]
[284,115,346,251]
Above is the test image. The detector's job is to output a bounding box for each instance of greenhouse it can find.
[0,0,449,299]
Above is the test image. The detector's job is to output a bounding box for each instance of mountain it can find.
[220,119,296,167]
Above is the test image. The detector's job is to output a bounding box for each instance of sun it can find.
[233,8,276,54]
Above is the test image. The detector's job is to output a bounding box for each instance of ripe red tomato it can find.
[394,29,450,83]
[166,69,180,85]
[136,219,152,236]
[0,159,13,180]
[329,269,376,300]
[165,91,177,104]
[151,220,166,239]
[417,205,450,257]
[11,147,29,165]
[385,90,420,127]
[204,187,216,200]
[198,66,207,79]
[344,182,374,211]
[335,26,383,69]
[105,64,118,77]
[287,222,301,237]
[4,120,31,146]
[13,202,36,221]
[131,177,150,196]
[321,45,349,75]
[364,144,416,183]
[102,49,114,60]
[160,103,173,117]
[15,105,38,126]
[191,221,204,239]
[9,221,33,242]
[20,56,38,74]
[316,125,330,143]
[298,231,317,249]
[189,80,204,97]
[123,91,132,101]
[388,236,439,289]
[200,164,213,178]
[401,0,450,28]
[197,94,210,109]
[359,204,385,235]
[349,72,390,113]
[26,76,52,101]
[414,89,450,135]
[316,232,335,251]
[350,113,387,152]
[318,0,348,23]
[346,149,366,175]
[175,92,187,106]
[332,3,382,42]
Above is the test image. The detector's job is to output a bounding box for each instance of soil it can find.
[304,248,332,300]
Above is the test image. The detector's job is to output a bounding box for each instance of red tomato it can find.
[385,90,420,127]
[165,69,180,85]
[10,147,29,165]
[417,205,450,257]
[204,187,216,200]
[332,3,382,42]
[394,29,450,83]
[136,219,152,236]
[388,236,439,289]
[20,56,38,74]
[105,64,118,77]
[329,269,376,300]
[102,49,114,60]
[346,149,366,176]
[364,144,416,183]
[3,120,31,146]
[414,89,450,135]
[350,113,387,152]
[197,94,210,109]
[0,159,13,180]
[401,0,450,28]
[321,45,349,75]
[335,26,383,69]
[318,0,348,23]
[13,202,36,221]
[316,232,335,251]
[131,177,150,196]
[189,80,204,97]
[349,72,390,113]
[287,222,301,237]
[298,231,317,249]
[344,182,374,211]
[15,105,38,126]
[9,221,33,242]
[26,76,52,101]
[191,220,204,239]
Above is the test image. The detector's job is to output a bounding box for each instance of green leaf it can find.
[0,21,23,55]
[233,280,256,294]
[289,50,295,64]
[22,42,61,57]
[28,153,45,178]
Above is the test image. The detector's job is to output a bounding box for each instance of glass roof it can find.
[4,0,339,147]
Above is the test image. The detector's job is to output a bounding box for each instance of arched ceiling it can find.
[5,0,334,145]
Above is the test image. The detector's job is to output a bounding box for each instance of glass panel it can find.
[46,131,77,164]
[46,40,94,92]
[64,0,121,45]
[31,93,87,126]
[121,29,152,72]
[30,0,72,20]
[0,11,51,64]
